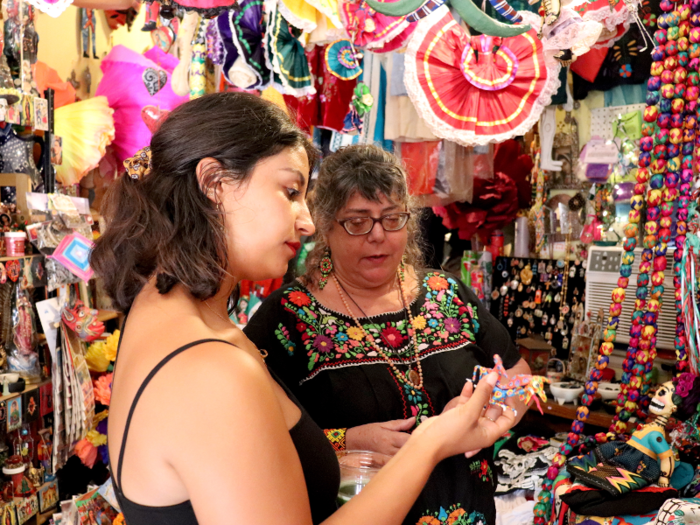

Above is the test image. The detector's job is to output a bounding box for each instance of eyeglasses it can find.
[337,212,411,236]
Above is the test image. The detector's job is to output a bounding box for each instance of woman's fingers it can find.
[462,372,498,419]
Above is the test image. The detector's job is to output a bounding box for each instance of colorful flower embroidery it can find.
[427,275,449,291]
[313,335,333,353]
[418,505,486,525]
[289,290,312,306]
[278,272,479,418]
[619,64,632,78]
[381,325,404,348]
[275,324,296,356]
[412,315,427,330]
[347,326,364,340]
[469,459,493,484]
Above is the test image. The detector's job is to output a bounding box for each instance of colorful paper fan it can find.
[219,0,270,90]
[55,96,115,186]
[265,6,316,96]
[340,0,414,50]
[325,39,363,79]
[404,6,560,146]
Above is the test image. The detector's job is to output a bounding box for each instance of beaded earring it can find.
[318,249,333,289]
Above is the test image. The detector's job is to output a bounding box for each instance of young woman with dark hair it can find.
[92,92,513,525]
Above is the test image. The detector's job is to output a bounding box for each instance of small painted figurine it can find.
[473,354,549,414]
[62,300,105,342]
[568,373,700,495]
[80,8,98,59]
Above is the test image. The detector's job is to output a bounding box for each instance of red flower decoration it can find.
[289,291,311,307]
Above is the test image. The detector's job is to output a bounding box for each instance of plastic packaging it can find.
[7,287,40,381]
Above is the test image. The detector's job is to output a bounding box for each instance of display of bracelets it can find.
[490,256,586,357]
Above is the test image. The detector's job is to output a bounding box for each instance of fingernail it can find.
[486,372,498,386]
[465,378,472,383]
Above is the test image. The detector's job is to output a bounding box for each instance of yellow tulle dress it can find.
[55,96,115,186]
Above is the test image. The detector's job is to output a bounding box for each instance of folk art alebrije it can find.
[473,354,549,414]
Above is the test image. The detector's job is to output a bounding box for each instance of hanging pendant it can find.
[569,267,576,278]
[562,337,569,350]
[557,319,564,330]
[542,313,549,326]
[500,284,509,296]
[554,292,561,303]
[408,369,420,386]
[507,316,514,327]
[515,307,523,318]
[518,283,524,292]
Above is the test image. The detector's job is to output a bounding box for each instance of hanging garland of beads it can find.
[532,3,696,521]
[612,0,698,431]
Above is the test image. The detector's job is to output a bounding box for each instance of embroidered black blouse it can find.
[244,270,521,525]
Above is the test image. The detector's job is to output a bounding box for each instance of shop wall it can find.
[35,7,152,100]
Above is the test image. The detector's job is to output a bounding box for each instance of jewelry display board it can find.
[489,256,587,359]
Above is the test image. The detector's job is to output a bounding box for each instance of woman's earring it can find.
[318,249,333,290]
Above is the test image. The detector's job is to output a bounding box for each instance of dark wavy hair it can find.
[91,92,317,312]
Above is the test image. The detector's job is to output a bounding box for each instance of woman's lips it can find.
[286,242,301,254]
[364,255,388,264]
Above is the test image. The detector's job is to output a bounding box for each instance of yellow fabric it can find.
[55,96,115,186]
[279,0,319,32]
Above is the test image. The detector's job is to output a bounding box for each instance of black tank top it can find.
[110,338,340,525]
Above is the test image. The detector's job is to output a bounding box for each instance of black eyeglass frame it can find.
[336,212,411,236]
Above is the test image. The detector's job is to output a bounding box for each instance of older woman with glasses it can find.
[244,144,530,525]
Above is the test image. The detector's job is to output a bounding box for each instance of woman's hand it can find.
[345,417,416,456]
[414,372,515,461]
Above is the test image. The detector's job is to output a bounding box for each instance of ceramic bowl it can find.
[549,382,584,405]
[0,373,19,384]
[598,382,621,401]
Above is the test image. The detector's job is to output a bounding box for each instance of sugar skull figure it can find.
[568,373,700,495]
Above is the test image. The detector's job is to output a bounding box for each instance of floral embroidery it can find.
[289,290,312,306]
[469,459,493,484]
[275,324,296,356]
[427,275,449,291]
[381,325,405,348]
[347,326,364,340]
[279,272,479,379]
[417,505,486,525]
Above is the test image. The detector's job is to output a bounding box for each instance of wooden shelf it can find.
[0,254,41,263]
[0,378,50,404]
[528,399,614,428]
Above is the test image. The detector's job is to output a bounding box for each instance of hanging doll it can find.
[80,8,98,59]
[568,373,700,495]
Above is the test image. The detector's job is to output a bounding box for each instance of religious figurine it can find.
[80,8,98,59]
[568,373,700,495]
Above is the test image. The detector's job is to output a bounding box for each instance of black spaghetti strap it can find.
[115,338,235,490]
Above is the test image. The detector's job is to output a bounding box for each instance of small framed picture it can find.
[38,480,59,513]
[40,382,53,416]
[33,98,48,132]
[1,501,17,525]
[6,396,21,433]
[50,136,62,166]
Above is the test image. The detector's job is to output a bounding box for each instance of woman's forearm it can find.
[322,436,440,525]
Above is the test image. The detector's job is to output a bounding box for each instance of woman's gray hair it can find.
[301,144,423,287]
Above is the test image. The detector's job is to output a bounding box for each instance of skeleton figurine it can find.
[568,373,700,495]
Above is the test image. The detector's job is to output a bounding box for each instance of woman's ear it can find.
[196,157,223,203]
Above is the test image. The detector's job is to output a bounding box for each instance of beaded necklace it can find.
[332,268,425,390]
